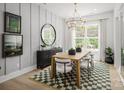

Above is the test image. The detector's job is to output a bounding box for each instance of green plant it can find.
[41,44,46,47]
[69,48,75,50]
[89,38,98,48]
[105,47,113,56]
[75,38,86,47]
[76,45,81,48]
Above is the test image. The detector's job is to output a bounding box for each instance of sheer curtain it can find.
[64,24,74,51]
[99,19,107,61]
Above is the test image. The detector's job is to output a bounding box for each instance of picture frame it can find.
[4,12,21,34]
[2,34,23,58]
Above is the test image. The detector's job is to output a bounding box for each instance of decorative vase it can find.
[68,49,76,55]
[76,47,82,52]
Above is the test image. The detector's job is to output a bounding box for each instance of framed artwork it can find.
[4,12,21,34]
[2,34,23,57]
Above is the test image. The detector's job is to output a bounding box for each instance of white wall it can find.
[31,4,40,66]
[0,3,65,78]
[113,3,124,85]
[5,3,20,74]
[113,4,124,70]
[39,6,64,48]
[0,3,5,76]
[21,3,31,69]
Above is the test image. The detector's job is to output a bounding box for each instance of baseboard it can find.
[0,65,36,84]
[118,67,124,86]
[119,73,124,86]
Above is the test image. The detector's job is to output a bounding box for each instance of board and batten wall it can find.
[0,3,64,78]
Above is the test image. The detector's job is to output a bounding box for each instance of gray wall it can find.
[0,3,64,76]
[0,3,5,76]
[39,6,64,48]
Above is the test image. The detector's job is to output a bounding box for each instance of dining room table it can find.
[51,49,91,88]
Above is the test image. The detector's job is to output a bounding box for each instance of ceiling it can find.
[41,3,115,18]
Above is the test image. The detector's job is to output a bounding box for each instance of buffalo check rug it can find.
[30,62,111,90]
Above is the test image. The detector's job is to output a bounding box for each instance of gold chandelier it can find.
[66,3,86,29]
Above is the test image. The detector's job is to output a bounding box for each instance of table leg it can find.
[76,60,80,88]
[51,57,56,78]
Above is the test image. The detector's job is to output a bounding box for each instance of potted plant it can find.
[105,47,114,64]
[41,44,46,50]
[68,48,76,55]
[41,44,46,47]
[76,46,82,52]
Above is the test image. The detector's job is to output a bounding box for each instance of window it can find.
[87,25,98,37]
[74,23,99,49]
[75,26,85,37]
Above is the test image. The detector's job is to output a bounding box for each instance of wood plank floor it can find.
[0,62,124,90]
[0,69,55,90]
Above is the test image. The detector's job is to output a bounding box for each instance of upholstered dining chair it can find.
[89,53,94,68]
[81,52,94,69]
[55,58,73,86]
[80,52,94,77]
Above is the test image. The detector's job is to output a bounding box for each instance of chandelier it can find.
[66,3,86,29]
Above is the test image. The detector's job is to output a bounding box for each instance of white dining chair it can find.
[55,58,73,86]
[89,53,94,68]
[81,52,94,69]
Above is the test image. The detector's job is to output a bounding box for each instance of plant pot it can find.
[105,57,114,64]
[68,49,76,55]
[76,47,82,52]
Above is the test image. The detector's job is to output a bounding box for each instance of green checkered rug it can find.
[30,62,111,90]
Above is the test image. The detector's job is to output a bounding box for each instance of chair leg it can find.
[64,63,66,86]
[87,60,89,69]
[91,56,94,68]
[55,68,57,83]
[91,60,94,70]
[87,60,90,78]
[54,64,57,84]
[92,61,94,68]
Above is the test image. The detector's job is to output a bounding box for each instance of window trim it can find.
[74,23,99,48]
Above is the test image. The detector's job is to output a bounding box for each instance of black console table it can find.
[37,47,62,69]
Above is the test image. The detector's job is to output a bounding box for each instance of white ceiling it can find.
[41,3,115,18]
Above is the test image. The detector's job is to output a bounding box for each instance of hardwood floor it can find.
[109,64,124,89]
[0,62,124,90]
[0,69,55,90]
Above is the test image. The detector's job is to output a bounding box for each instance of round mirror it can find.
[41,24,56,46]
